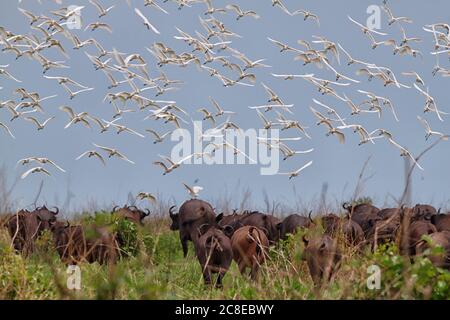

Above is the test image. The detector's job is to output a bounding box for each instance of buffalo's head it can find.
[169,206,179,230]
[412,204,437,221]
[128,205,150,223]
[35,206,59,230]
[113,205,149,225]
[50,220,70,236]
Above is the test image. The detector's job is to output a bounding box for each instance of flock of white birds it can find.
[0,0,449,203]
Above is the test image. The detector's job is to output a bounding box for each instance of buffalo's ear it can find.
[430,215,437,224]
[223,225,234,238]
[215,213,224,223]
[319,242,327,252]
[302,235,309,247]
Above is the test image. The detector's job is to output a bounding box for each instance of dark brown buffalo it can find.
[195,225,233,288]
[226,211,281,243]
[415,231,450,269]
[217,210,244,230]
[343,202,380,216]
[277,212,313,240]
[321,214,341,234]
[366,216,400,247]
[50,221,118,265]
[378,207,402,220]
[112,205,150,225]
[400,220,437,256]
[302,234,341,287]
[343,202,380,237]
[231,225,269,280]
[7,209,36,254]
[431,213,450,232]
[412,204,437,221]
[380,205,436,223]
[7,206,59,255]
[50,221,88,264]
[322,214,364,246]
[85,225,119,265]
[169,199,218,257]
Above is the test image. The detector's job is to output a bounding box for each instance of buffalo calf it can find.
[231,225,269,280]
[302,234,341,287]
[195,226,233,288]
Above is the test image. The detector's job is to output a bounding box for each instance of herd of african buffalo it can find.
[2,199,450,288]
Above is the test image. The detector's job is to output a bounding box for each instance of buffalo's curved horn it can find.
[65,221,70,228]
[169,205,177,217]
[144,209,151,216]
[197,223,210,237]
[308,210,313,223]
[437,208,441,215]
[112,206,119,213]
[52,207,59,215]
[342,202,350,211]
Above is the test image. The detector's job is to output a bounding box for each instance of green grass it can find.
[1,213,450,300]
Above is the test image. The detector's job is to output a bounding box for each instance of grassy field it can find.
[1,209,450,300]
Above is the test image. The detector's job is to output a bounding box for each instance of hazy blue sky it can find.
[1,0,449,214]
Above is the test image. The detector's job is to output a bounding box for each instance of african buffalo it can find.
[343,202,380,217]
[412,204,437,221]
[7,206,59,255]
[343,202,380,237]
[50,221,88,264]
[195,225,233,288]
[302,234,341,287]
[169,199,218,257]
[227,211,281,243]
[50,221,118,265]
[277,212,313,240]
[400,220,437,256]
[366,217,400,247]
[217,210,244,230]
[431,213,450,232]
[415,231,450,269]
[85,225,119,265]
[7,209,36,254]
[378,207,402,220]
[231,225,269,280]
[112,205,150,225]
[322,214,364,246]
